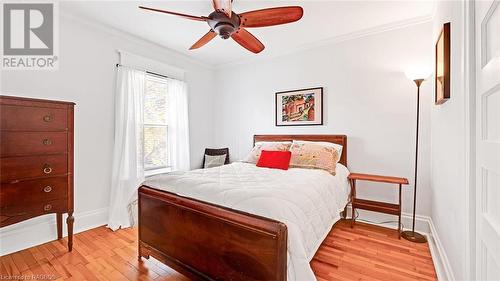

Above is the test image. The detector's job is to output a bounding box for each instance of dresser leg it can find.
[67,212,74,252]
[56,213,63,239]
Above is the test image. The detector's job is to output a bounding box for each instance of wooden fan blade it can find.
[231,28,265,54]
[212,0,232,17]
[240,6,303,28]
[139,6,207,21]
[189,30,217,50]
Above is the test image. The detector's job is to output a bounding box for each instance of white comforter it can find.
[143,162,350,281]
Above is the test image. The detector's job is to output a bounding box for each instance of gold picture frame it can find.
[435,22,451,104]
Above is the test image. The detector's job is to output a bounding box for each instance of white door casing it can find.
[475,0,500,280]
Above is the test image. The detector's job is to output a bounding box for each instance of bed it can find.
[138,135,349,281]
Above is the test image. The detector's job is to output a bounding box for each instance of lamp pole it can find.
[401,78,427,243]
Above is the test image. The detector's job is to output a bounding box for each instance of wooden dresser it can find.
[0,95,75,251]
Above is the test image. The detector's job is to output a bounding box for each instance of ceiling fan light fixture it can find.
[214,22,235,39]
[208,11,241,39]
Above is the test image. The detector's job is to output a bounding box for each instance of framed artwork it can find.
[275,87,323,126]
[435,22,450,104]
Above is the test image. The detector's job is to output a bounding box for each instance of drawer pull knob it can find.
[43,115,52,122]
[44,204,52,211]
[43,139,52,145]
[43,164,52,174]
[43,186,52,193]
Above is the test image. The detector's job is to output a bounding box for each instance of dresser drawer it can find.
[1,132,68,156]
[0,198,67,227]
[0,155,68,183]
[0,176,68,207]
[0,105,68,131]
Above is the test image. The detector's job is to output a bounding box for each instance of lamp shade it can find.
[405,67,431,81]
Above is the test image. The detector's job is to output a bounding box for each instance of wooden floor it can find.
[311,220,436,281]
[1,220,436,281]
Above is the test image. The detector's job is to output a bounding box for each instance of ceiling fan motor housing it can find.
[208,11,241,39]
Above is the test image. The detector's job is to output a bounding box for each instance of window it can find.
[143,74,169,175]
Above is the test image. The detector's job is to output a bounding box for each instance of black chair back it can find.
[203,148,230,168]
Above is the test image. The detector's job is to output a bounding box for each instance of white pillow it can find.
[291,140,343,160]
[243,141,292,164]
[204,154,227,168]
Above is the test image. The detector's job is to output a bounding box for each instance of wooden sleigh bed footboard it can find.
[138,186,288,281]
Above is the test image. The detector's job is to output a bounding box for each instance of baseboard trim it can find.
[346,206,454,281]
[0,207,108,255]
[427,218,456,281]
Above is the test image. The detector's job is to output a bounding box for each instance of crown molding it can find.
[59,8,215,71]
[214,14,433,70]
[59,7,432,71]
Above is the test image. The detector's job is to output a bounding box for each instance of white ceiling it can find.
[61,1,435,67]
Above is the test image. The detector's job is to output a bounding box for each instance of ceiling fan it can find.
[139,0,303,54]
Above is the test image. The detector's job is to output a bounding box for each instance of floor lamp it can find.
[402,71,428,243]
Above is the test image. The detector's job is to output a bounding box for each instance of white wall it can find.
[430,1,468,280]
[0,12,216,254]
[213,23,434,218]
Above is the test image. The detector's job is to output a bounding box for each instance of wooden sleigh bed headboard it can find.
[254,134,348,166]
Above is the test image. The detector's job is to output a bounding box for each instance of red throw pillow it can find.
[256,150,292,170]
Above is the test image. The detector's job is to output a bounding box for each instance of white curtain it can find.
[108,66,190,231]
[167,78,191,171]
[108,66,146,231]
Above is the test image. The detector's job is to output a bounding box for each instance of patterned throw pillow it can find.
[292,140,343,157]
[244,142,292,164]
[204,154,227,168]
[289,141,341,175]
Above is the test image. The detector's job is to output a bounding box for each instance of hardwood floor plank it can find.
[28,246,47,263]
[1,255,21,276]
[28,259,49,279]
[19,250,38,269]
[0,219,436,280]
[10,252,29,272]
[48,254,72,279]
[74,263,100,281]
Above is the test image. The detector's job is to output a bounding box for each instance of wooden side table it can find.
[348,173,409,238]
